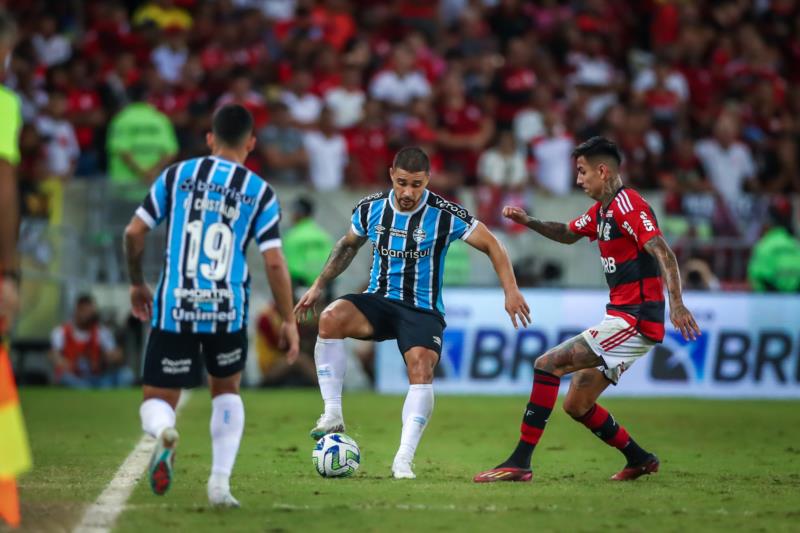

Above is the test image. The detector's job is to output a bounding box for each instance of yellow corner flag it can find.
[0,344,31,527]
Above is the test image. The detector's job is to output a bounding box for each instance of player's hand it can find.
[130,283,154,322]
[502,206,530,226]
[0,278,20,331]
[293,285,321,322]
[505,288,531,329]
[670,303,701,341]
[280,320,300,364]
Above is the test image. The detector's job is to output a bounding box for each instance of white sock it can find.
[210,393,244,479]
[140,398,176,439]
[396,384,434,462]
[314,337,346,419]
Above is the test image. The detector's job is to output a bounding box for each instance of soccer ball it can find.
[312,433,361,478]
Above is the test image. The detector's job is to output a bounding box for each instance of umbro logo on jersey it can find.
[413,227,427,243]
[432,336,441,346]
[375,224,385,235]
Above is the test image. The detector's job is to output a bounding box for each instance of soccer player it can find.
[294,146,530,479]
[474,136,701,483]
[124,104,299,507]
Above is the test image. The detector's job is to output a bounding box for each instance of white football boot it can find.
[391,455,416,479]
[309,413,345,440]
[207,473,240,508]
[148,427,179,495]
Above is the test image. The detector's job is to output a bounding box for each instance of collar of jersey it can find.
[388,189,429,216]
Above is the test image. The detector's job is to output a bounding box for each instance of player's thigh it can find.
[202,329,247,395]
[142,329,204,390]
[319,296,379,340]
[397,310,444,384]
[562,368,610,418]
[536,333,604,376]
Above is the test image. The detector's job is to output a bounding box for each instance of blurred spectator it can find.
[133,0,192,31]
[436,70,494,185]
[513,85,550,151]
[324,66,365,129]
[748,199,800,293]
[35,91,79,182]
[530,112,575,196]
[281,68,322,126]
[345,99,390,188]
[477,130,527,228]
[217,70,269,129]
[683,258,721,291]
[107,84,178,198]
[256,301,317,387]
[31,14,71,67]
[258,101,307,184]
[151,26,189,84]
[303,107,348,191]
[283,196,334,289]
[369,43,431,113]
[695,112,757,203]
[66,60,105,177]
[490,37,536,128]
[49,294,134,388]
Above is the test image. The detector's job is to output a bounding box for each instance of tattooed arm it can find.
[643,235,701,341]
[293,228,367,320]
[502,206,582,244]
[124,215,153,322]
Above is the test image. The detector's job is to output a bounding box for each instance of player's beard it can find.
[398,196,417,211]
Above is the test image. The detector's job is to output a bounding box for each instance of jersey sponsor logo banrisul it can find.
[171,308,237,322]
[179,178,256,205]
[434,197,469,219]
[172,287,234,303]
[373,243,431,259]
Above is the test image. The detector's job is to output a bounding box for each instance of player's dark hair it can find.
[392,146,430,174]
[212,104,254,147]
[572,136,623,167]
[293,196,314,218]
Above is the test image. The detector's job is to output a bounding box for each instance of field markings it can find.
[73,391,192,533]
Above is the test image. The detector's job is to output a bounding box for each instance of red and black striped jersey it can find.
[568,187,665,342]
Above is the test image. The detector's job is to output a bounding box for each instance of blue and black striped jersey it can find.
[351,190,477,316]
[135,156,281,333]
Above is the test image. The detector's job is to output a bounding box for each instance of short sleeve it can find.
[135,166,173,228]
[614,190,661,250]
[351,202,368,237]
[568,204,598,241]
[442,200,477,242]
[255,185,282,251]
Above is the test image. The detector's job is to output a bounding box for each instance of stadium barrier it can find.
[376,288,800,398]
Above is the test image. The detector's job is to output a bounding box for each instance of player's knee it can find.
[318,307,343,339]
[405,350,436,384]
[562,396,591,419]
[534,353,556,373]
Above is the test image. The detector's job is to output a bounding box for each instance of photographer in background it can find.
[48,294,133,388]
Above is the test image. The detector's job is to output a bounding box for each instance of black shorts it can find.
[339,293,445,357]
[143,328,248,388]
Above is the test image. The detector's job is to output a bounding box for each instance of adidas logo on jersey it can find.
[432,336,441,346]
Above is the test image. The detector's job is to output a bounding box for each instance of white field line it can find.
[72,391,192,533]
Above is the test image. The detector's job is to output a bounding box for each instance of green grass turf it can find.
[12,389,800,532]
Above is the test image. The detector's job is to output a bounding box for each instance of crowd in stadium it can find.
[4,1,799,205]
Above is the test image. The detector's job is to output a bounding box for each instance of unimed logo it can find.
[650,329,800,384]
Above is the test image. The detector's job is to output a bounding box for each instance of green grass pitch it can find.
[13,388,800,532]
